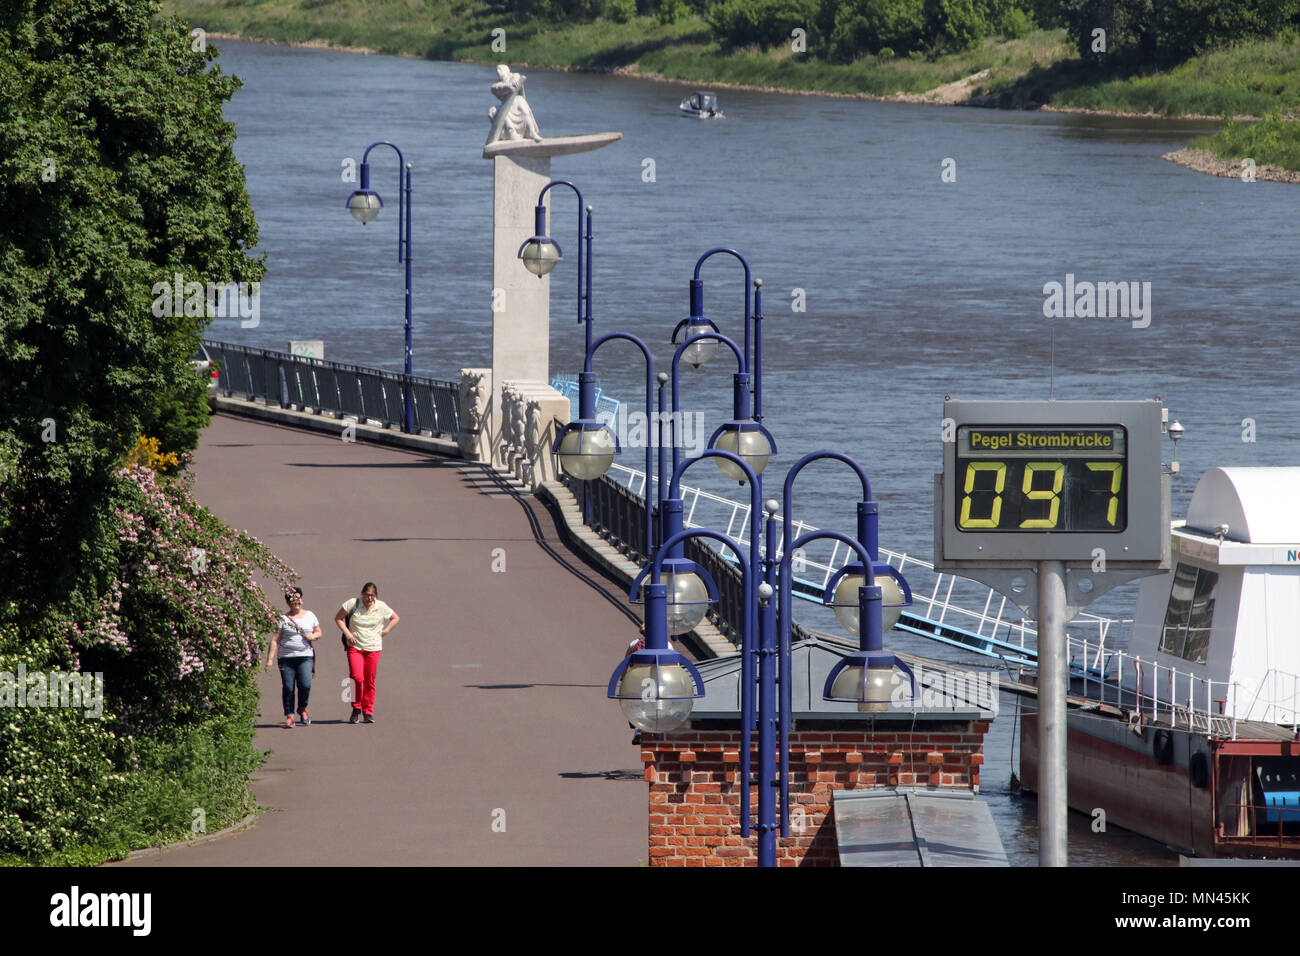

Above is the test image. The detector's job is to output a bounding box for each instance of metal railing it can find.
[1064,630,1300,738]
[563,470,812,647]
[551,375,620,426]
[205,340,460,437]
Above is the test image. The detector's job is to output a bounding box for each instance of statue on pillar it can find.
[486,65,543,144]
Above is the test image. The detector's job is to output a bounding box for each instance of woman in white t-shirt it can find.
[335,581,400,724]
[265,586,322,728]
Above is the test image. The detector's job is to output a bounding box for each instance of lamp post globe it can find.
[713,425,771,482]
[520,238,562,277]
[681,318,718,368]
[616,661,697,732]
[832,571,904,636]
[828,662,897,713]
[346,190,382,225]
[664,567,710,635]
[556,424,616,480]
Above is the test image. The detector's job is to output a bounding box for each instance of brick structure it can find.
[641,721,990,867]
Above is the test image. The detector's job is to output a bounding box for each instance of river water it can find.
[211,39,1300,865]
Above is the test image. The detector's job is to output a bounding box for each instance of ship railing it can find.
[1092,652,1300,740]
[605,461,1123,649]
[1219,802,1300,849]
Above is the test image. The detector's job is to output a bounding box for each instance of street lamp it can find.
[517,180,594,357]
[344,141,414,433]
[609,579,706,733]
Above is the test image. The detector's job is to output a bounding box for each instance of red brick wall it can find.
[642,724,989,867]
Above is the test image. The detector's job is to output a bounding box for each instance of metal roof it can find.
[689,637,997,723]
[833,788,1008,867]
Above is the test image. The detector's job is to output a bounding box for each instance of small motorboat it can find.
[679,91,724,119]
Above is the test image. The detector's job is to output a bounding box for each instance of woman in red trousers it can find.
[335,582,400,724]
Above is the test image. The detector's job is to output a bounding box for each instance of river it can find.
[210,38,1300,866]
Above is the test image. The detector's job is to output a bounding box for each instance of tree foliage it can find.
[0,0,279,862]
[1058,0,1300,63]
[0,0,265,608]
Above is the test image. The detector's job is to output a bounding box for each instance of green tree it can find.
[1059,0,1297,64]
[0,0,265,608]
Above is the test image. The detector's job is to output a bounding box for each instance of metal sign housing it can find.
[935,399,1169,573]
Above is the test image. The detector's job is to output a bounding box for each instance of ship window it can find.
[1158,563,1217,664]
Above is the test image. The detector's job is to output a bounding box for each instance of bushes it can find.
[1059,0,1300,64]
[829,0,927,59]
[709,0,821,50]
[815,0,1041,60]
[0,464,293,863]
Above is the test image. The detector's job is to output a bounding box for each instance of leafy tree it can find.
[1059,0,1297,64]
[709,0,821,51]
[829,0,927,59]
[0,0,265,608]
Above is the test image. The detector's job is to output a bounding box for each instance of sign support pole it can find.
[1038,558,1068,867]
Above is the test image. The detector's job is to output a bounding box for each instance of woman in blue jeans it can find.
[265,586,322,728]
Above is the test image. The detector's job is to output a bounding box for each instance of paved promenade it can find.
[121,413,647,866]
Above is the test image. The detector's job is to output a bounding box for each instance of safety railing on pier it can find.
[204,340,460,437]
[563,469,808,647]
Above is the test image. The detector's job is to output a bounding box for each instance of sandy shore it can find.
[1162,147,1300,184]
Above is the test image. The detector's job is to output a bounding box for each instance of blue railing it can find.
[551,374,620,425]
[203,340,460,437]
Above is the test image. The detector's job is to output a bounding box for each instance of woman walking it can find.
[266,586,322,728]
[335,582,399,724]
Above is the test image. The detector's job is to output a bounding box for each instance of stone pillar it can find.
[489,154,552,469]
[640,722,989,867]
[479,63,621,478]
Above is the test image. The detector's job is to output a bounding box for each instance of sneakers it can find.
[285,715,295,729]
[347,709,362,724]
[362,713,375,724]
[298,709,310,726]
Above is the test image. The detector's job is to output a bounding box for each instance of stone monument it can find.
[459,65,620,486]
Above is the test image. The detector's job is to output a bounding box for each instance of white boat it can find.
[679,91,724,119]
[1020,467,1300,858]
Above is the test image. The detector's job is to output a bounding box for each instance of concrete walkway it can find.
[119,414,646,866]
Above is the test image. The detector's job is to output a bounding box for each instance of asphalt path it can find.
[119,413,647,866]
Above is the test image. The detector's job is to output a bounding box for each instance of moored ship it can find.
[1020,467,1300,858]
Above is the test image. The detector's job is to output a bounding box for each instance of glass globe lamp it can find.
[555,423,616,480]
[713,425,771,482]
[831,571,905,637]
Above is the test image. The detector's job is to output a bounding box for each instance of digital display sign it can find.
[935,400,1168,567]
[954,426,1127,533]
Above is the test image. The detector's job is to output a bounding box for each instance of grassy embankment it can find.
[164,1,1300,170]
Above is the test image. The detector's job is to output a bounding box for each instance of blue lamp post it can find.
[669,249,774,484]
[623,445,915,867]
[517,180,593,357]
[345,141,414,434]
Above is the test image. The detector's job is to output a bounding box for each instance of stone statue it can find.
[486,64,542,144]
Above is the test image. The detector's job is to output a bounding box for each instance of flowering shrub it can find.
[0,464,294,862]
[124,435,180,474]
